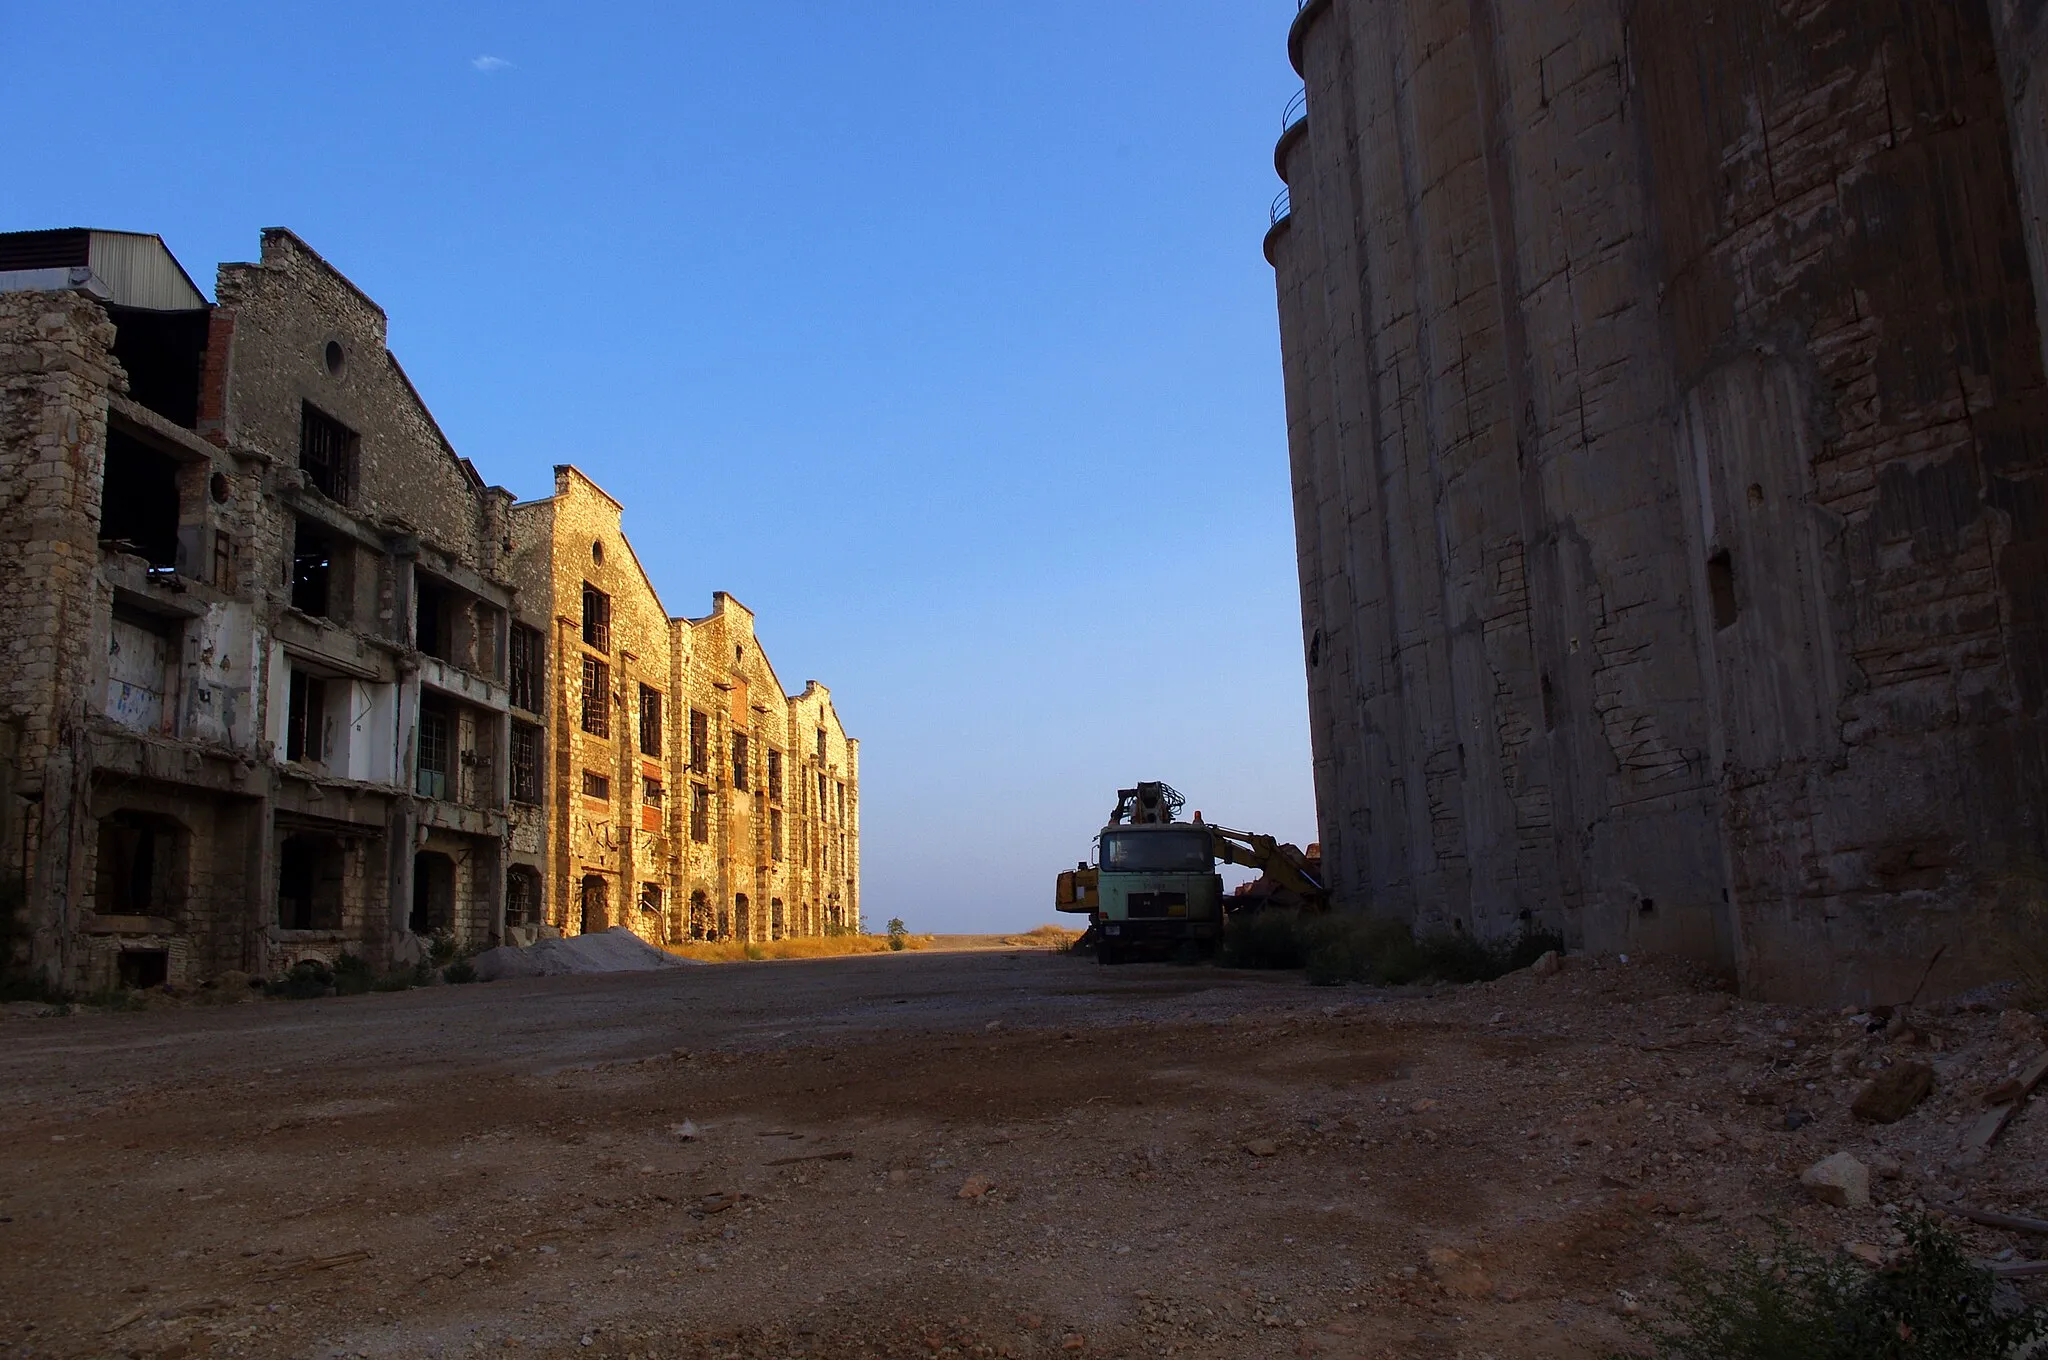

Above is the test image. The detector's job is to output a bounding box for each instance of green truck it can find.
[1056,782,1327,964]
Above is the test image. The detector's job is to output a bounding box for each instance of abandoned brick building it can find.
[1266,0,2048,1001]
[0,227,858,992]
[504,466,860,946]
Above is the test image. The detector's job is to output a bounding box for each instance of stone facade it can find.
[505,467,860,944]
[0,227,848,991]
[1266,0,2048,1002]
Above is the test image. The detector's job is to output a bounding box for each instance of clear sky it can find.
[6,2,1315,934]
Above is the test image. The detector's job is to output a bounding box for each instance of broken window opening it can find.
[732,733,749,792]
[299,403,359,505]
[581,657,611,738]
[289,517,336,617]
[767,749,782,802]
[689,709,709,773]
[277,834,345,931]
[94,811,186,918]
[416,702,451,800]
[642,775,664,807]
[770,808,783,863]
[505,866,541,928]
[117,949,170,990]
[1707,550,1739,632]
[583,770,610,800]
[285,668,328,766]
[770,898,785,940]
[639,882,663,920]
[816,728,828,761]
[213,530,233,591]
[107,304,210,430]
[582,583,611,653]
[639,685,663,758]
[410,850,455,935]
[510,721,542,805]
[690,785,710,843]
[689,889,712,940]
[509,624,545,713]
[100,428,183,568]
[415,577,453,660]
[734,892,751,942]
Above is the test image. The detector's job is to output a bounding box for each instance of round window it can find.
[592,540,605,565]
[209,472,230,504]
[323,340,345,376]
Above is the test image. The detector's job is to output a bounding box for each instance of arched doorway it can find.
[734,893,750,942]
[689,889,711,940]
[579,875,609,935]
[770,898,785,940]
[411,851,455,934]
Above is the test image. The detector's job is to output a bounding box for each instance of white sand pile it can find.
[472,927,700,981]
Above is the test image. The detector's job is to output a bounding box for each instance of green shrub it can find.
[333,953,374,996]
[1223,912,1566,986]
[268,958,334,1000]
[1611,1216,2045,1360]
[442,958,478,985]
[887,917,909,952]
[426,931,458,968]
[370,971,413,993]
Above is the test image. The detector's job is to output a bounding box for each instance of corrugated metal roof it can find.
[0,228,206,310]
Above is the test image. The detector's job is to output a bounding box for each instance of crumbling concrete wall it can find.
[1271,0,2048,1001]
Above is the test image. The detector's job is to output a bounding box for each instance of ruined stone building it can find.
[0,227,857,992]
[504,466,860,946]
[1265,0,2048,1001]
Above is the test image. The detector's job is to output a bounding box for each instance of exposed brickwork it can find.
[1271,0,2048,1001]
[506,468,860,945]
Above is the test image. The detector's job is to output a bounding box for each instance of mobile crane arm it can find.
[1202,823,1329,912]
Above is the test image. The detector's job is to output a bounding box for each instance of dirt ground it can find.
[2,948,2044,1360]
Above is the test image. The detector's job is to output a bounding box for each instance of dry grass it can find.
[1001,924,1083,949]
[663,934,933,964]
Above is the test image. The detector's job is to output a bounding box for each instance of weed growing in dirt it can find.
[1221,911,1564,985]
[370,971,413,993]
[333,953,374,996]
[887,918,909,952]
[1609,1217,2045,1360]
[442,958,478,984]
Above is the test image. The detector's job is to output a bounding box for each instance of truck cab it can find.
[1093,822,1223,963]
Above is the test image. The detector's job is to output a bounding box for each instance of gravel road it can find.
[3,948,2042,1359]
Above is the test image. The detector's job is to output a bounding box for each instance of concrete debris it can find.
[956,1175,993,1200]
[1242,1139,1280,1158]
[1801,1152,1872,1208]
[1528,950,1562,978]
[1424,1247,1493,1299]
[471,928,698,981]
[1850,1061,1935,1124]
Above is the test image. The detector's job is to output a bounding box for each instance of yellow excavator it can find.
[1055,782,1327,964]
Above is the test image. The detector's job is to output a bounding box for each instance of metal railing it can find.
[1282,87,1307,132]
[1271,187,1292,226]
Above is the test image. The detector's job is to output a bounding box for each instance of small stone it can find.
[1060,1334,1086,1351]
[1410,1098,1439,1114]
[1785,1108,1816,1131]
[1851,1062,1934,1124]
[1425,1247,1493,1299]
[887,1169,908,1186]
[669,1120,699,1141]
[1997,1009,2044,1044]
[1843,1242,1885,1265]
[1801,1152,1871,1208]
[958,1175,993,1200]
[1244,1139,1280,1158]
[1529,950,1561,977]
[1869,1153,1902,1179]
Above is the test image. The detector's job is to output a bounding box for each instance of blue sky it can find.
[6,1,1314,933]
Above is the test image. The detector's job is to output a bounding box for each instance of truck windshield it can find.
[1100,830,1210,874]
